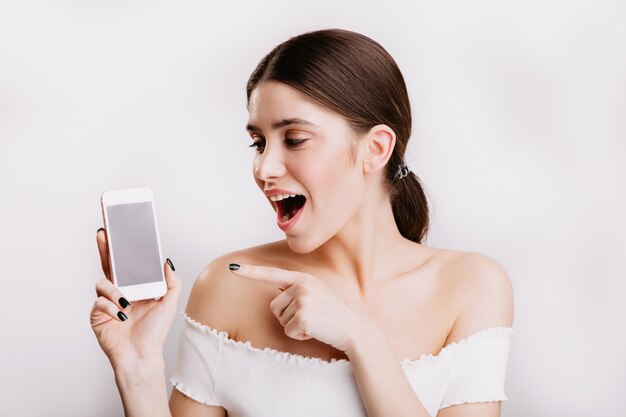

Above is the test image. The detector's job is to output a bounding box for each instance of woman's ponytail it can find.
[389,168,430,244]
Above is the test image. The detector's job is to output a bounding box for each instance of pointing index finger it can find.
[229,263,299,291]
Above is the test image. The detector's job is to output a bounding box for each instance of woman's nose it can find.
[254,147,286,181]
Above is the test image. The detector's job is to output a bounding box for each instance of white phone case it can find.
[100,187,167,301]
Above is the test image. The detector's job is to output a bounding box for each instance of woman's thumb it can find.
[162,258,182,305]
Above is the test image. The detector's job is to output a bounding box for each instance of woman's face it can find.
[246,80,368,253]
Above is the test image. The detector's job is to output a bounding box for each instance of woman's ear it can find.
[362,124,396,175]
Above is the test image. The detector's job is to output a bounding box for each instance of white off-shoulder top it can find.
[169,312,514,417]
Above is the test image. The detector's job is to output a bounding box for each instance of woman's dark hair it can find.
[246,28,429,244]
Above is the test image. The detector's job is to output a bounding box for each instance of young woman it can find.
[91,28,514,417]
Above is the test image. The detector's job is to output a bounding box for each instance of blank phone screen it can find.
[106,202,162,287]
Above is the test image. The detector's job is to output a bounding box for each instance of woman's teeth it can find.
[270,194,298,201]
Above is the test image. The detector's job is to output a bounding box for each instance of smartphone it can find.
[100,187,167,301]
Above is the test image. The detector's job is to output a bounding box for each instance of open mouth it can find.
[276,194,306,223]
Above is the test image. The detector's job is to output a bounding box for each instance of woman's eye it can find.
[285,138,307,147]
[248,140,265,152]
[248,138,306,153]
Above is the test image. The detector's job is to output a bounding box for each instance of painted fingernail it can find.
[119,297,130,309]
[229,263,240,271]
[166,258,175,271]
[97,227,105,233]
[117,311,128,321]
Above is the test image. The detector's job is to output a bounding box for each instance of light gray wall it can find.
[0,1,624,416]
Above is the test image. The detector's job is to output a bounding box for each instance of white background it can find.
[0,1,624,416]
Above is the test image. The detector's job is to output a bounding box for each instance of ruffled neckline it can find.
[181,312,514,367]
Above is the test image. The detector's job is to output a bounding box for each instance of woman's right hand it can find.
[90,228,183,370]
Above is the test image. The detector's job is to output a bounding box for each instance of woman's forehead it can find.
[247,82,346,132]
[249,82,318,115]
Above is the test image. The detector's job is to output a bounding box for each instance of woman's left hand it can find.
[229,263,377,353]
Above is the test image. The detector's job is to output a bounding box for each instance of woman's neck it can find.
[304,196,422,299]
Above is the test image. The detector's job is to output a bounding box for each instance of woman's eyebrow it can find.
[246,118,317,132]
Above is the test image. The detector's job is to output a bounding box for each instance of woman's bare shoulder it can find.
[438,249,513,294]
[184,240,288,337]
[435,248,515,344]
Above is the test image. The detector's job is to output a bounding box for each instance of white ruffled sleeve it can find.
[169,312,225,406]
[439,327,514,410]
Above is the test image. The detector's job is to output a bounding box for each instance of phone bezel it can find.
[100,187,167,302]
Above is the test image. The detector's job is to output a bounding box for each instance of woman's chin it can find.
[284,234,317,254]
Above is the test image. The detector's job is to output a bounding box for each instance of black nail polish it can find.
[97,227,105,233]
[166,258,175,271]
[229,263,240,271]
[117,311,128,321]
[119,297,130,309]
